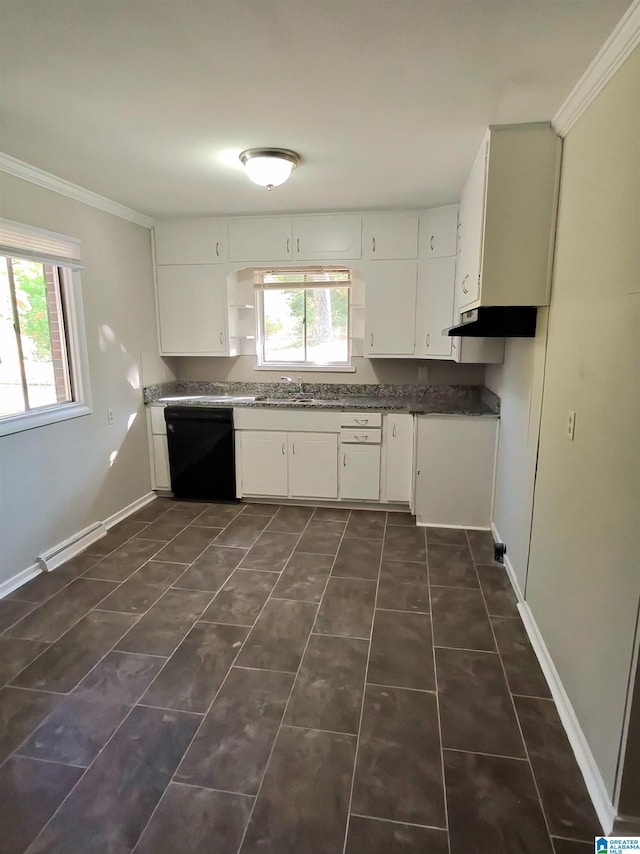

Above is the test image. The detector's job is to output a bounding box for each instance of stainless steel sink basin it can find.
[255,397,341,406]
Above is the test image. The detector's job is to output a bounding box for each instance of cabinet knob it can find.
[430,235,434,251]
[372,236,376,253]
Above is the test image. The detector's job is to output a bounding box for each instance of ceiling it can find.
[0,0,630,218]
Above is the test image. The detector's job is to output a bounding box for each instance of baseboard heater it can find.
[37,521,107,572]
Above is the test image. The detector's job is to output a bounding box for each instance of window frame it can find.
[0,221,92,437]
[255,269,353,371]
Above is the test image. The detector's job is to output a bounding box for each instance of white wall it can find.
[0,173,162,584]
[526,47,640,800]
[485,310,548,594]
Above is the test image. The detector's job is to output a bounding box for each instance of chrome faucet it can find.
[281,376,305,395]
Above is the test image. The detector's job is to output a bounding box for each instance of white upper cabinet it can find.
[419,206,458,258]
[154,218,225,265]
[155,265,228,355]
[363,214,419,260]
[415,258,455,358]
[228,217,293,262]
[364,260,417,356]
[293,216,362,260]
[456,123,561,313]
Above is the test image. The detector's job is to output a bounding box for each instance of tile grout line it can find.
[234,507,353,854]
[426,526,453,854]
[20,502,249,847]
[349,812,448,833]
[466,528,559,851]
[340,512,388,854]
[132,504,319,854]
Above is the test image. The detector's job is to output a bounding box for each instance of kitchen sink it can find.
[254,396,342,406]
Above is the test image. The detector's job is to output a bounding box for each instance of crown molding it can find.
[553,0,640,137]
[0,153,154,229]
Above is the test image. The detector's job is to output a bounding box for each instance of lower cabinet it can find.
[340,444,381,500]
[383,413,414,502]
[414,415,498,528]
[237,430,338,499]
[152,435,171,491]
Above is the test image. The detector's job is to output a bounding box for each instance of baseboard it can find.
[1,491,160,596]
[519,601,616,834]
[491,522,525,602]
[37,521,107,572]
[0,563,41,598]
[103,491,156,530]
[416,522,491,531]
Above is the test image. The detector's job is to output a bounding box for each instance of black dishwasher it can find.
[164,406,236,501]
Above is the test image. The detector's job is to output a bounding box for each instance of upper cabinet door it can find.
[228,218,293,262]
[364,260,417,356]
[419,206,458,258]
[363,214,418,260]
[155,265,228,355]
[293,216,362,260]
[456,135,489,311]
[154,218,225,265]
[415,258,455,359]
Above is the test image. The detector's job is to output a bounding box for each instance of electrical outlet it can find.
[107,408,115,425]
[567,410,576,441]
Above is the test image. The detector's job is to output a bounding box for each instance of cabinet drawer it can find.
[340,412,382,428]
[340,428,381,445]
[150,406,167,435]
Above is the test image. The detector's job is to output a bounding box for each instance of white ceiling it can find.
[0,0,630,218]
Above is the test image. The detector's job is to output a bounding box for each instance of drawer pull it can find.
[354,434,369,441]
[354,418,369,425]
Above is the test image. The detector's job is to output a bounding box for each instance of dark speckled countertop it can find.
[144,382,499,417]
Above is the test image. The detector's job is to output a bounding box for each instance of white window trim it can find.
[255,269,353,371]
[0,260,92,437]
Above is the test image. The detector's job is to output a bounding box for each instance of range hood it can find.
[445,306,537,338]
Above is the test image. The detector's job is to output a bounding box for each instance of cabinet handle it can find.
[292,441,296,455]
[215,241,220,257]
[281,442,286,455]
[370,333,374,347]
[430,235,434,251]
[372,236,376,253]
[296,238,300,254]
[355,434,368,441]
[392,423,397,438]
[286,238,290,254]
[355,417,368,425]
[219,331,224,345]
[462,274,469,294]
[426,333,430,348]
[343,453,347,467]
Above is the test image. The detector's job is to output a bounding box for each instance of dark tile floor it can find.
[0,499,601,853]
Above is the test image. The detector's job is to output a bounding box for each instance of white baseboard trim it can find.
[1,492,160,596]
[103,491,156,530]
[0,563,41,598]
[518,601,616,834]
[37,521,107,572]
[491,522,525,602]
[416,522,491,531]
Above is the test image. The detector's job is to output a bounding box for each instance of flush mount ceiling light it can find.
[239,148,300,190]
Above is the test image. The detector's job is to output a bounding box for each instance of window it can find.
[0,219,90,435]
[256,268,351,368]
